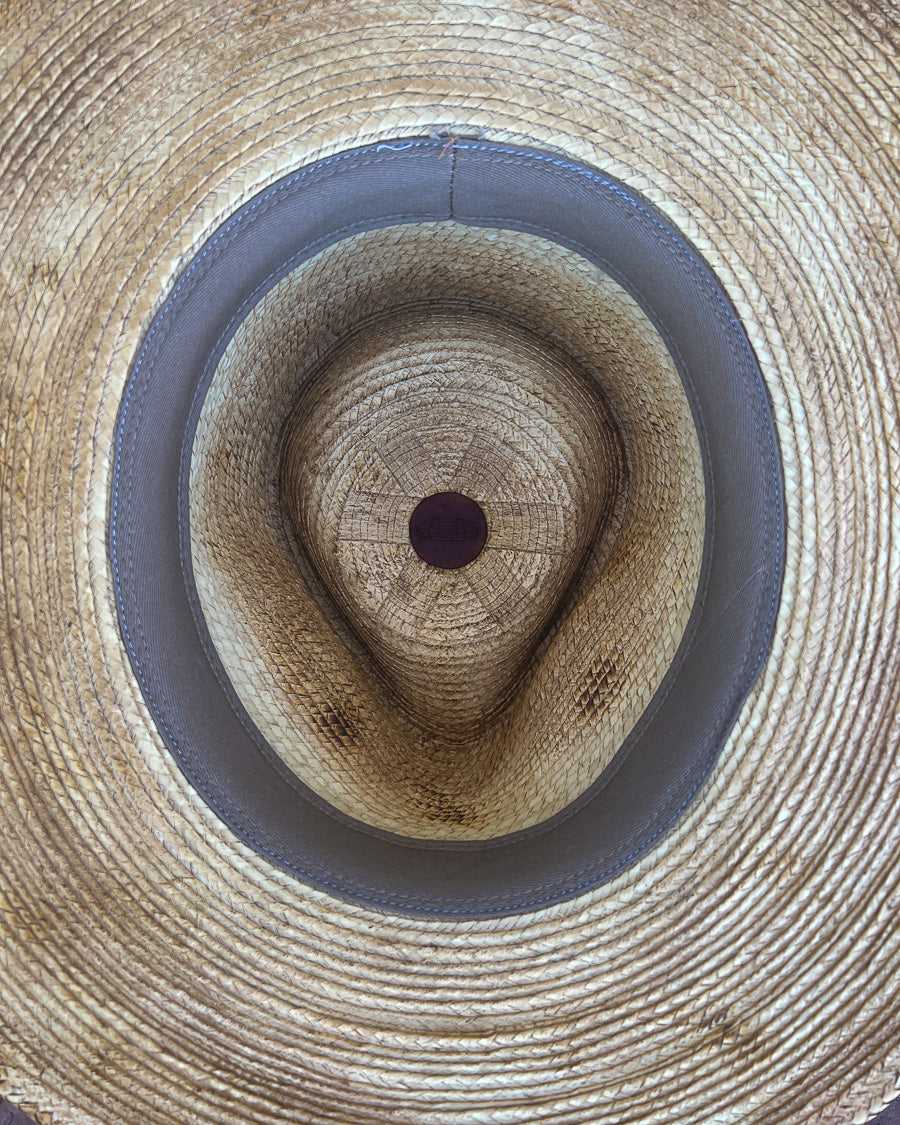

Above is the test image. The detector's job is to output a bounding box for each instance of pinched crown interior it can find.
[281,303,622,740]
[190,222,705,840]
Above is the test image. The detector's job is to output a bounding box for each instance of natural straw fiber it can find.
[1,2,900,1124]
[194,223,702,839]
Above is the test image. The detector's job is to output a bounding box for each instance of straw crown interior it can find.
[280,301,624,745]
[197,222,698,836]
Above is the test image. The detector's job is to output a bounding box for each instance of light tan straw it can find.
[1,2,899,1124]
[193,223,702,838]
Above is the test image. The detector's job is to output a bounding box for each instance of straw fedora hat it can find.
[2,0,900,1122]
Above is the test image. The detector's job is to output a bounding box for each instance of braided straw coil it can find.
[1,1,899,1123]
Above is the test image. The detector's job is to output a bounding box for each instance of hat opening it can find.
[110,138,783,914]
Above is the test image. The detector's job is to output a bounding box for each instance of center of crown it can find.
[408,492,488,569]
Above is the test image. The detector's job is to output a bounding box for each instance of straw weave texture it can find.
[1,1,900,1123]
[192,223,703,838]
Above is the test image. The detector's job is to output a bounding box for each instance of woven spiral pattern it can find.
[1,1,899,1123]
[191,223,702,838]
[282,305,620,741]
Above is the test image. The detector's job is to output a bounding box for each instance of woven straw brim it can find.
[1,2,899,1124]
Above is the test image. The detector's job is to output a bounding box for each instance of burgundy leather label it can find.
[409,492,488,568]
